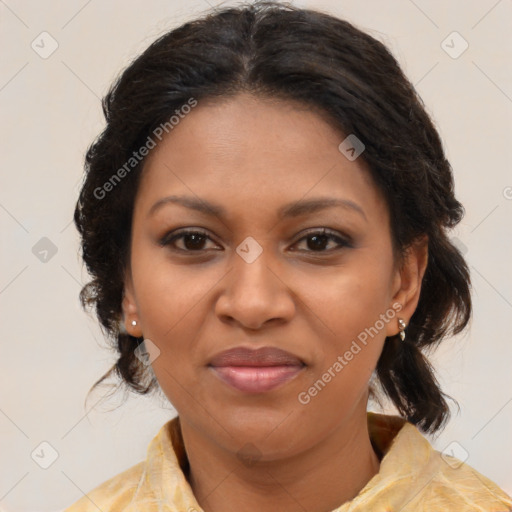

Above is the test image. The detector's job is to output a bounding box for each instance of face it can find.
[122,92,425,460]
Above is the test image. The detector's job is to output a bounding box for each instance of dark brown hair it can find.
[74,0,471,434]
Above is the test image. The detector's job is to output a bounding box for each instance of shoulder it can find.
[63,460,146,512]
[409,441,512,511]
[369,417,512,511]
[63,417,186,511]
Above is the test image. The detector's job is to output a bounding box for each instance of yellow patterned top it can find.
[65,412,512,511]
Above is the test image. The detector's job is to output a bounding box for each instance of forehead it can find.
[136,93,387,224]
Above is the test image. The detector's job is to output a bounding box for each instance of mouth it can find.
[208,346,306,393]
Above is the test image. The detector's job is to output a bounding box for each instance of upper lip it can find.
[209,346,305,367]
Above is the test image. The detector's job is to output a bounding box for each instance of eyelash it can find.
[159,228,353,254]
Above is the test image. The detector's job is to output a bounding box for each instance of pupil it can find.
[308,234,327,250]
[185,233,205,250]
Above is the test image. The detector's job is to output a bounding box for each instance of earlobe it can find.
[387,236,428,337]
[121,273,142,337]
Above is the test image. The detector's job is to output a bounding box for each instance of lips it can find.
[208,346,305,393]
[209,346,304,367]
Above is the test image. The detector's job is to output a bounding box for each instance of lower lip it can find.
[210,365,304,393]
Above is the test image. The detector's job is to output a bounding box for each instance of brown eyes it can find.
[159,228,353,254]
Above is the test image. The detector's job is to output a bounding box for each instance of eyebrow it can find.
[148,194,367,222]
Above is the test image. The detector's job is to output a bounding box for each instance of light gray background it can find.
[1,0,511,510]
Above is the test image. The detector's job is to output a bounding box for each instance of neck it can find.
[181,405,381,512]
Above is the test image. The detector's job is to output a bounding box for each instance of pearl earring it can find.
[131,320,137,327]
[398,318,406,341]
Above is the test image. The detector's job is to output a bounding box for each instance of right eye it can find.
[158,229,221,253]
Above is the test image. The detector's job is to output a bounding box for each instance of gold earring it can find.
[398,318,406,341]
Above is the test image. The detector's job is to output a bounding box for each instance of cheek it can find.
[129,246,227,395]
[300,254,394,341]
[131,236,214,332]
[298,254,393,389]
[294,280,390,431]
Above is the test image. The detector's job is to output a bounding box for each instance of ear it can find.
[386,235,429,337]
[122,269,143,338]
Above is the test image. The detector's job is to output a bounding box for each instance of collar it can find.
[141,412,511,511]
[144,412,410,510]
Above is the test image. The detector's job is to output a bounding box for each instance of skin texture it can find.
[122,92,428,512]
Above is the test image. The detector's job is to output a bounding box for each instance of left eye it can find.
[292,229,351,252]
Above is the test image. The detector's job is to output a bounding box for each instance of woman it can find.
[65,1,512,510]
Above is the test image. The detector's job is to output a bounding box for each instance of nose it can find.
[214,245,295,330]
